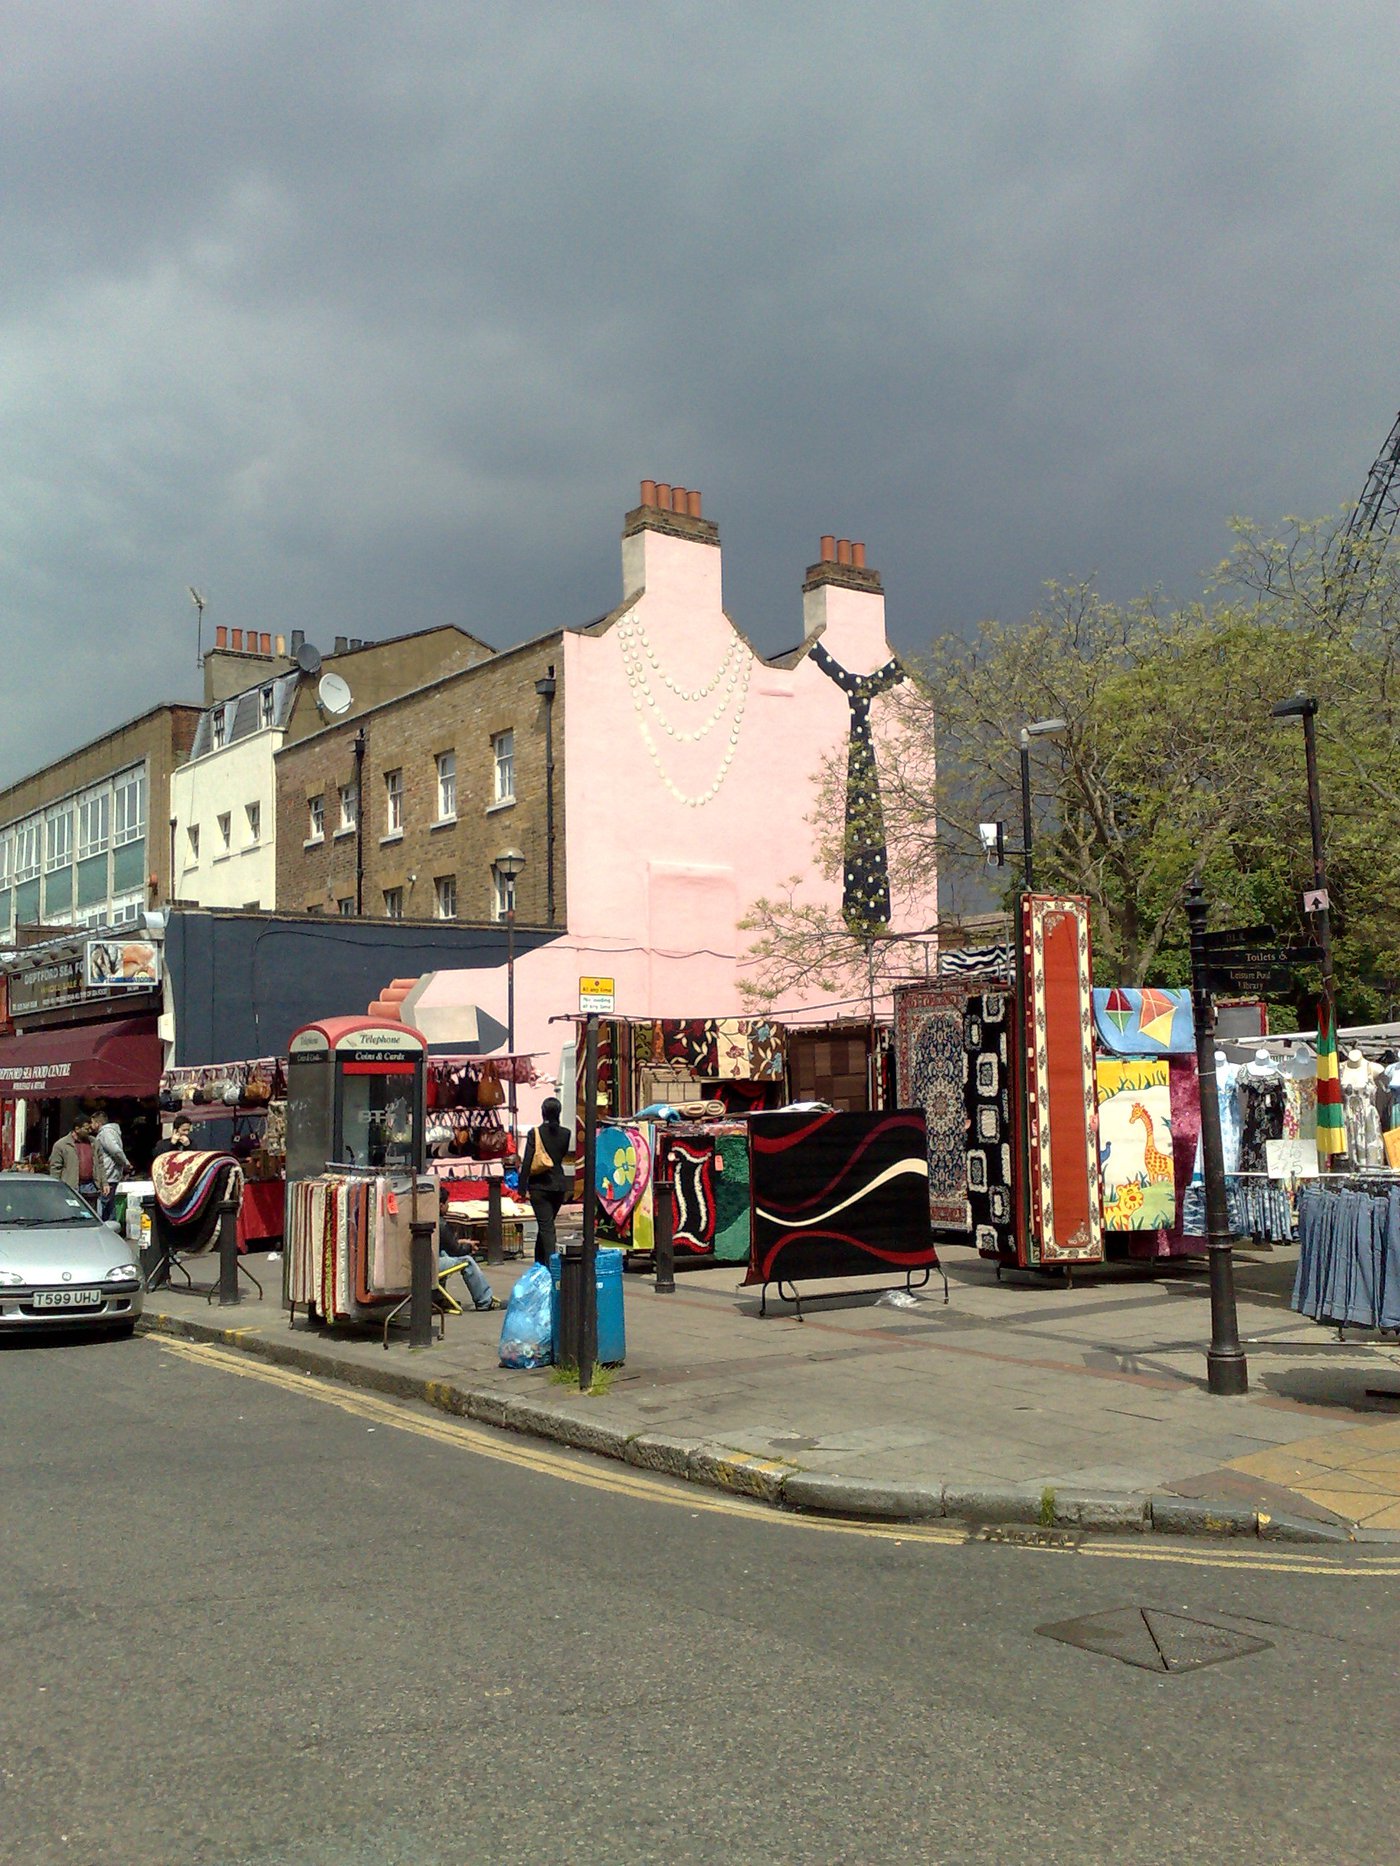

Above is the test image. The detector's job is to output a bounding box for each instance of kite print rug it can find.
[744,1109,935,1287]
[1021,894,1104,1266]
[1095,1057,1176,1230]
[1093,987,1195,1056]
[894,981,974,1231]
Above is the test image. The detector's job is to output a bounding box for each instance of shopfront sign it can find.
[8,955,86,1016]
[8,943,162,1018]
[84,937,160,989]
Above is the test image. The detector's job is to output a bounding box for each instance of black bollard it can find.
[408,1217,436,1349]
[653,1143,675,1295]
[486,1178,505,1264]
[216,1196,241,1306]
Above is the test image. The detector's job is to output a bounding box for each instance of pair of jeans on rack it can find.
[1182,1176,1295,1243]
[1293,1185,1400,1328]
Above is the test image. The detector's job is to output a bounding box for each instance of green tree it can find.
[743,526,1400,1019]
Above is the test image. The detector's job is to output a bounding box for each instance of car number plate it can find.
[32,1288,103,1309]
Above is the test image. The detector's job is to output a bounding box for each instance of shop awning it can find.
[0,1017,162,1099]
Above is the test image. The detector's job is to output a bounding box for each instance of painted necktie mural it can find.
[809,641,905,929]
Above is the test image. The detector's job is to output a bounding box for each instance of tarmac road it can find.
[2,1329,1394,1866]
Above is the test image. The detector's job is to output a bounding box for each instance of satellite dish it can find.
[317,672,353,716]
[296,641,323,676]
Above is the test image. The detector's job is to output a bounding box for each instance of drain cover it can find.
[1036,1606,1272,1673]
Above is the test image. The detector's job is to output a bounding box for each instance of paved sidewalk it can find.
[139,1238,1400,1544]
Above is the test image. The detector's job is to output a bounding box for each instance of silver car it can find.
[0,1172,144,1334]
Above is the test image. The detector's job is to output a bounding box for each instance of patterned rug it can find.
[964,989,1017,1260]
[670,1140,716,1252]
[595,1122,652,1228]
[744,1109,936,1287]
[152,1149,242,1226]
[894,980,973,1231]
[712,1131,752,1262]
[1021,895,1103,1266]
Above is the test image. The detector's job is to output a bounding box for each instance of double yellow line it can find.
[153,1335,1400,1579]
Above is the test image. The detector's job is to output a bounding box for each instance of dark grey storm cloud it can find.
[4,0,1400,783]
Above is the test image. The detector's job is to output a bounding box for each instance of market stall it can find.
[158,1057,287,1251]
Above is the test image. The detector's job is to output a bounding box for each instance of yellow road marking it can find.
[151,1334,1400,1577]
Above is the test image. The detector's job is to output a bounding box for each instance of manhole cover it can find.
[1036,1606,1272,1673]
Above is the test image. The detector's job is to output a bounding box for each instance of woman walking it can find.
[519,1097,572,1267]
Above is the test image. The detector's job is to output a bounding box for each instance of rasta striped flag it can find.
[1315,999,1346,1158]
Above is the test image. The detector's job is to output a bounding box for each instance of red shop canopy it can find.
[0,1017,162,1099]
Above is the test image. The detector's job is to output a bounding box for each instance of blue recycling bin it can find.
[550,1246,626,1367]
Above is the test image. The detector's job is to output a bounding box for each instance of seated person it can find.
[437,1181,497,1311]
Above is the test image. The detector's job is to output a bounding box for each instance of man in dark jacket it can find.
[49,1117,98,1203]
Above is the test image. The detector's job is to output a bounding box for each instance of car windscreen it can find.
[0,1179,100,1226]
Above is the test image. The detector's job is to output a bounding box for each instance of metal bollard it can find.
[408,1218,436,1349]
[558,1243,596,1382]
[216,1196,241,1306]
[653,1160,676,1295]
[486,1178,505,1264]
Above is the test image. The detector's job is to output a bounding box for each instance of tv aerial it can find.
[317,671,353,716]
[189,587,205,667]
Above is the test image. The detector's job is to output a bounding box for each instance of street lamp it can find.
[1018,718,1067,891]
[495,846,526,1128]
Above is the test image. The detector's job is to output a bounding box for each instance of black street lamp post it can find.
[495,847,526,1131]
[1018,718,1067,892]
[1185,877,1249,1396]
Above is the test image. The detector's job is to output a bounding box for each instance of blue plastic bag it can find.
[498,1262,553,1369]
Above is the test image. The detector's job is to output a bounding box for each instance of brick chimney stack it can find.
[802,533,888,673]
[621,477,721,603]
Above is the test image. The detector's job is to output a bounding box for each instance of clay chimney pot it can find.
[215,626,228,649]
[820,535,836,563]
[640,479,657,508]
[836,539,853,566]
[231,628,244,650]
[687,489,702,518]
[852,542,866,568]
[655,482,672,511]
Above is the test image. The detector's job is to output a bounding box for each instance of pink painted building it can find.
[406,482,937,1117]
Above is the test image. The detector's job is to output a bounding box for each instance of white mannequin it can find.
[1340,1046,1381,1089]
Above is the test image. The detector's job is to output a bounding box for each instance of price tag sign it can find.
[579,975,615,1014]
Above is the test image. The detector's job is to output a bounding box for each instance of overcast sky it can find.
[5,0,1400,786]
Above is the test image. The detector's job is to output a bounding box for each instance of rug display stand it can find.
[758,1262,937,1322]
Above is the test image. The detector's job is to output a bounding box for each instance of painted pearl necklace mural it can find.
[618,615,752,807]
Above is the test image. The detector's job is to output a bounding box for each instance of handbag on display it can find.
[1385,1128,1400,1171]
[475,1125,510,1161]
[244,1063,272,1107]
[477,1062,505,1109]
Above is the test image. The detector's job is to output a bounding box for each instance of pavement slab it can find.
[137,1242,1400,1543]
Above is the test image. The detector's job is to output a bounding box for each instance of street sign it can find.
[1205,961,1292,997]
[1302,888,1330,914]
[1200,923,1276,951]
[579,975,615,1014]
